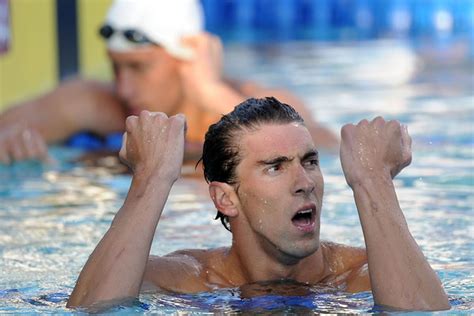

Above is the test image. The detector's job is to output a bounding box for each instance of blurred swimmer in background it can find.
[0,0,337,165]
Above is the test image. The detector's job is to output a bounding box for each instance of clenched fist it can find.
[340,117,412,187]
[119,111,186,182]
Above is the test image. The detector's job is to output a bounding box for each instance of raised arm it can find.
[0,79,126,164]
[179,33,245,117]
[67,111,185,308]
[340,117,449,311]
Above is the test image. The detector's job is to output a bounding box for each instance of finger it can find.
[0,149,11,165]
[210,34,222,50]
[139,110,151,120]
[371,116,385,128]
[125,115,138,132]
[340,123,354,136]
[358,119,369,127]
[21,129,38,160]
[401,124,412,164]
[118,132,127,162]
[150,112,168,119]
[387,119,401,132]
[22,129,49,162]
[170,114,186,134]
[9,140,28,161]
[180,35,198,48]
[402,124,412,148]
[31,131,52,163]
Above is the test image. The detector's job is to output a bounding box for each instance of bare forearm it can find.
[0,79,125,143]
[197,81,245,115]
[0,99,75,143]
[353,176,449,310]
[67,175,173,308]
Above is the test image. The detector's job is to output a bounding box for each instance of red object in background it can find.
[0,0,10,54]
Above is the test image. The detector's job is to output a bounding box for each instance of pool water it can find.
[0,40,472,313]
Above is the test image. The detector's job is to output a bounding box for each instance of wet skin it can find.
[143,123,368,294]
[231,123,324,263]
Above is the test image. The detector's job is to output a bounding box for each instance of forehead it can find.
[107,46,168,62]
[238,123,315,162]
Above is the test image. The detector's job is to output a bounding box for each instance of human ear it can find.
[208,182,239,218]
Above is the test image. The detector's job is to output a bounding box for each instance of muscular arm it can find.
[179,33,245,117]
[0,78,126,163]
[0,78,125,142]
[341,117,449,311]
[67,112,185,308]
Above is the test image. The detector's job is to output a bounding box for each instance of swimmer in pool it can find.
[67,97,450,311]
[0,0,337,165]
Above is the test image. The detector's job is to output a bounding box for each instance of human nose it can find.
[292,165,316,196]
[115,70,135,102]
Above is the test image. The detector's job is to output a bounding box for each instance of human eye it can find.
[303,157,319,169]
[266,163,282,175]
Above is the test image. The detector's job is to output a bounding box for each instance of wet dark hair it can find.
[200,97,304,231]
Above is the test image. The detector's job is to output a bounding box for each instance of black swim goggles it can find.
[99,24,155,44]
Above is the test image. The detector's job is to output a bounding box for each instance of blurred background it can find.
[0,0,472,110]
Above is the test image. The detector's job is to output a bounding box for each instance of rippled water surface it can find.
[0,40,472,313]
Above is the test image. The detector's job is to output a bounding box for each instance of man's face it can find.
[108,46,184,115]
[234,123,324,261]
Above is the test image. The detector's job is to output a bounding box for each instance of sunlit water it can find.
[0,40,472,313]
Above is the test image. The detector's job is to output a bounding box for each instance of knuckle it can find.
[139,110,151,119]
[388,119,400,127]
[125,115,137,130]
[358,119,369,126]
[340,124,353,137]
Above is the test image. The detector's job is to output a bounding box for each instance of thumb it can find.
[118,132,128,164]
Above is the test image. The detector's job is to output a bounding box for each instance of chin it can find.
[287,238,321,260]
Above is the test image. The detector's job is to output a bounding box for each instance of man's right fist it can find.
[119,111,186,182]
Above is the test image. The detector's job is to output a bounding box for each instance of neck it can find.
[225,224,328,285]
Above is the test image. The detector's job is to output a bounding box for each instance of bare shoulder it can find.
[143,248,223,293]
[321,241,370,292]
[322,241,367,266]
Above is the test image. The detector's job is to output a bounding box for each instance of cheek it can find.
[240,187,286,228]
[143,70,182,109]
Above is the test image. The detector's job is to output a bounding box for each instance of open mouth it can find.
[291,205,316,232]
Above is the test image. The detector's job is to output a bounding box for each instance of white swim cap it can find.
[102,0,204,59]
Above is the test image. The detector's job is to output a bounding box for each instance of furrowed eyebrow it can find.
[301,149,319,161]
[258,156,294,166]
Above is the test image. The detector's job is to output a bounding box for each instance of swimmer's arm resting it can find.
[0,78,126,143]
